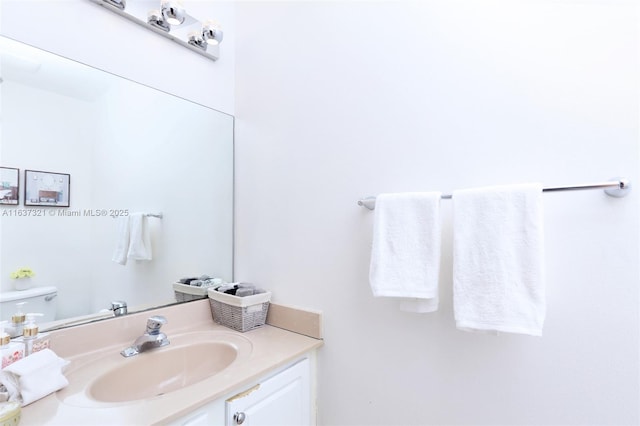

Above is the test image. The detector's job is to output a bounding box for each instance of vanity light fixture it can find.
[187,31,206,50]
[147,9,170,32]
[88,0,222,61]
[202,21,223,46]
[161,1,186,26]
[189,22,223,50]
[102,0,125,10]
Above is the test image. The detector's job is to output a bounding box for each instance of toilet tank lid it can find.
[0,286,58,303]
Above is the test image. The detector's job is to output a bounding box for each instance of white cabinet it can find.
[167,356,313,426]
[226,358,311,426]
[168,399,224,425]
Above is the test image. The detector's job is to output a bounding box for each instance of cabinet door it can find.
[166,399,224,426]
[226,358,310,426]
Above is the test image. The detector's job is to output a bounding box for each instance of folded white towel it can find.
[0,349,69,406]
[369,192,442,312]
[127,212,152,261]
[452,183,545,336]
[112,216,131,265]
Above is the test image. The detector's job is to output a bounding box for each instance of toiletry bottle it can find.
[0,321,24,368]
[8,302,26,338]
[20,313,49,356]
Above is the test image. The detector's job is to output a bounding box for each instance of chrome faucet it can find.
[110,300,128,317]
[120,315,170,357]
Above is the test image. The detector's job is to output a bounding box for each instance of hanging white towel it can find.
[127,212,152,261]
[369,192,442,312]
[112,213,153,265]
[399,297,440,313]
[112,215,131,265]
[452,183,545,336]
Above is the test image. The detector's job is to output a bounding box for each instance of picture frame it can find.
[24,170,70,207]
[0,167,20,205]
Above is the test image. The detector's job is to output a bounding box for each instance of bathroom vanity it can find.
[170,357,312,425]
[19,299,323,425]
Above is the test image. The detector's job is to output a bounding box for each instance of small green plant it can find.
[10,267,35,279]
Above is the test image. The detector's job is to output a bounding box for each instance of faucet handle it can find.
[146,315,167,334]
[111,300,128,316]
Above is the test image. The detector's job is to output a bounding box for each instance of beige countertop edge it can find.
[20,300,324,426]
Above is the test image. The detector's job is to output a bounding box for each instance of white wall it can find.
[234,1,639,425]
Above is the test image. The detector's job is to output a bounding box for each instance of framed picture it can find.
[0,167,20,205]
[24,170,70,207]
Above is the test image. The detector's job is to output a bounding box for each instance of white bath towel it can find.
[127,213,152,261]
[452,183,545,336]
[369,192,442,312]
[0,348,69,406]
[112,215,131,265]
[399,297,440,314]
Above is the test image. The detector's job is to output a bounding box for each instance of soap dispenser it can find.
[0,320,24,368]
[19,313,50,356]
[8,302,27,338]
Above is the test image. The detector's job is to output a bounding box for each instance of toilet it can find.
[0,286,58,323]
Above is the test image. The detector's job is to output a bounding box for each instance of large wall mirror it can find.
[0,35,234,328]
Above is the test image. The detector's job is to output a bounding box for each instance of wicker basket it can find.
[173,282,209,302]
[207,288,271,332]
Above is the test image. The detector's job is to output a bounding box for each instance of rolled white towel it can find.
[0,349,69,406]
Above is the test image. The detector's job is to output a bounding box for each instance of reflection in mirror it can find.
[0,35,234,330]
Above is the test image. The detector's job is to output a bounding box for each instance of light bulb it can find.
[202,21,223,45]
[161,1,185,26]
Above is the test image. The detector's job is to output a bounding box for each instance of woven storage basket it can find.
[207,288,271,332]
[173,282,209,302]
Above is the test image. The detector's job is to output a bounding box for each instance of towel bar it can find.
[357,177,631,210]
